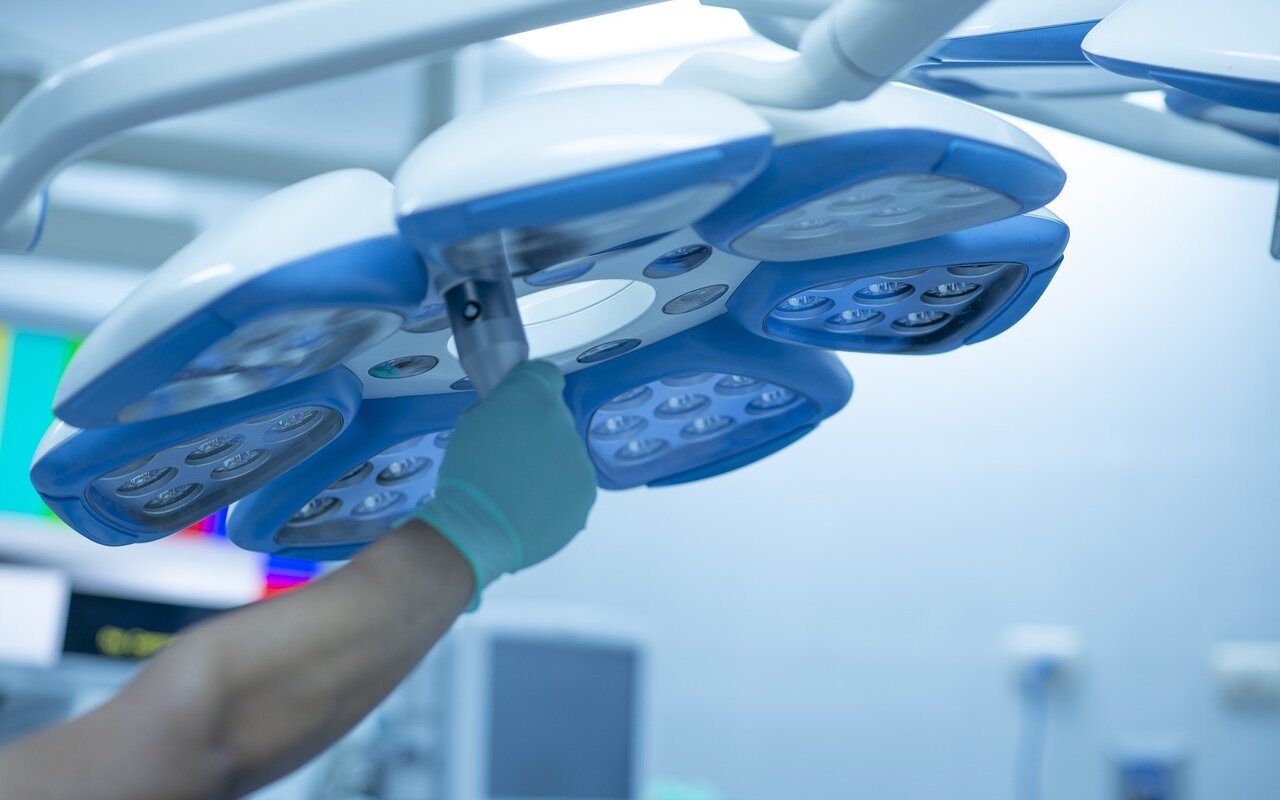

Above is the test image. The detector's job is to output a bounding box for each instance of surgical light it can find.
[30,369,362,546]
[726,212,1069,355]
[694,83,1065,263]
[52,170,427,429]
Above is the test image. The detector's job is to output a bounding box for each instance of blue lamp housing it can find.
[226,391,476,561]
[726,212,1069,355]
[693,88,1066,264]
[563,315,853,490]
[54,170,429,430]
[31,367,364,546]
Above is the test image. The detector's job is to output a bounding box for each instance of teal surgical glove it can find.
[414,360,598,607]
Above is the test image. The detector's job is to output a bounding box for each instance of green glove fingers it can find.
[413,360,598,606]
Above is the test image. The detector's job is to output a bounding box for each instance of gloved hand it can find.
[413,360,598,607]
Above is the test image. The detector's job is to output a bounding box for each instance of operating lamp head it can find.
[52,170,427,430]
[695,84,1065,263]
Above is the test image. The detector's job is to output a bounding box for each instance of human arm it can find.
[0,360,597,800]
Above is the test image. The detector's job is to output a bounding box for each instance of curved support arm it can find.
[966,93,1280,180]
[0,192,45,252]
[667,0,987,108]
[0,0,651,242]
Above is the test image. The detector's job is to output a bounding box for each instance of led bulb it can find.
[829,193,891,212]
[377,457,432,485]
[615,438,669,461]
[864,205,926,226]
[602,385,653,411]
[654,393,711,419]
[592,415,648,439]
[747,388,797,414]
[894,310,949,330]
[291,496,341,523]
[854,281,913,303]
[775,293,834,318]
[681,414,734,438]
[142,483,202,513]
[116,468,175,496]
[784,218,845,238]
[715,374,762,395]
[923,281,980,304]
[270,410,319,434]
[826,309,883,330]
[185,435,243,464]
[211,449,269,479]
[352,491,406,518]
[328,462,372,490]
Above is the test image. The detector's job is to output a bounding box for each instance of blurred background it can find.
[0,2,1277,799]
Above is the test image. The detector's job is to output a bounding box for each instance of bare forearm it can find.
[0,520,471,800]
[193,520,472,794]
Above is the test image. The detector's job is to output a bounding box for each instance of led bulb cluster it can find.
[273,429,452,547]
[86,406,341,531]
[732,173,1019,262]
[587,371,816,486]
[765,262,1027,351]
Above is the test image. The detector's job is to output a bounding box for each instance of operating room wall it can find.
[483,124,1280,800]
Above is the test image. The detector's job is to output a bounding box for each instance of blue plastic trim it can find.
[1084,51,1280,113]
[965,256,1062,345]
[397,136,772,266]
[725,214,1069,355]
[31,367,364,547]
[228,391,476,560]
[1164,91,1280,146]
[694,129,1065,258]
[56,234,427,429]
[562,315,852,490]
[931,20,1099,64]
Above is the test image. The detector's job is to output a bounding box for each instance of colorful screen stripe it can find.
[0,323,315,596]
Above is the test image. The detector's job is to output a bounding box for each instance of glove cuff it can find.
[414,478,524,610]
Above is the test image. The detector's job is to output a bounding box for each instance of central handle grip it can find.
[444,276,530,398]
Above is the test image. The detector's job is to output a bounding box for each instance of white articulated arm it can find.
[0,0,654,251]
[667,0,988,108]
[967,94,1280,180]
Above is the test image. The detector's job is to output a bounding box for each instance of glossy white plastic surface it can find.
[1084,0,1280,84]
[761,83,1057,163]
[394,84,770,215]
[55,170,400,407]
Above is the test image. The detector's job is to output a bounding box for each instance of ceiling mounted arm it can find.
[0,0,655,251]
[666,0,988,108]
